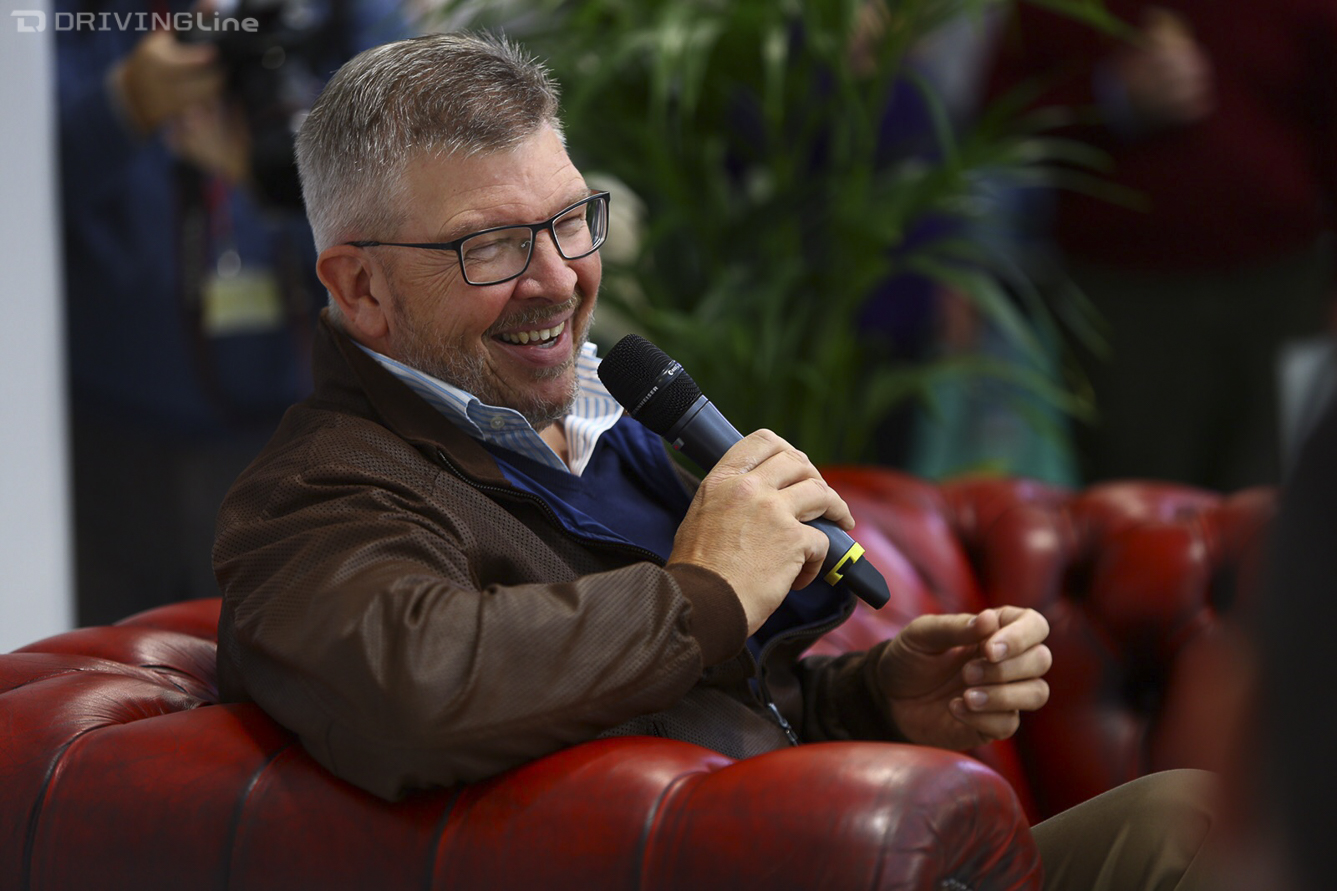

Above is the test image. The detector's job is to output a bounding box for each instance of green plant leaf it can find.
[421,0,1120,465]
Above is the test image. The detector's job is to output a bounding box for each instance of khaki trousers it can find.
[1032,769,1220,891]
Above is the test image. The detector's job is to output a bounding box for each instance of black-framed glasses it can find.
[345,190,610,286]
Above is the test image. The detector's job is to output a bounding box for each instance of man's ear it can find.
[317,244,391,349]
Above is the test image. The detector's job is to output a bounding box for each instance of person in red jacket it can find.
[989,0,1337,491]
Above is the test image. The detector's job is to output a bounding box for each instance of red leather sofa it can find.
[0,468,1272,890]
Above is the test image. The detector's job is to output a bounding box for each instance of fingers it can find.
[759,473,841,524]
[981,606,1049,663]
[948,703,1021,741]
[1122,40,1215,125]
[951,615,1052,742]
[951,677,1050,718]
[963,643,1052,686]
[789,524,842,592]
[899,606,1049,670]
[712,428,796,476]
[715,430,854,530]
[673,430,852,634]
[949,677,1051,740]
[118,31,225,134]
[897,610,996,654]
[147,28,220,71]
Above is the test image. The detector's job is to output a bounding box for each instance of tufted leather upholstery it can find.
[0,468,1271,890]
[814,468,1272,822]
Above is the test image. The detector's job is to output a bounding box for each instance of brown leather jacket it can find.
[214,314,901,801]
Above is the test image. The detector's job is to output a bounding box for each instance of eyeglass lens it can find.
[460,196,607,285]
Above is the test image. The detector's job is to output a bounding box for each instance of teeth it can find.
[499,320,565,346]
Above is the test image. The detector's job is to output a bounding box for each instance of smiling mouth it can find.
[496,320,566,346]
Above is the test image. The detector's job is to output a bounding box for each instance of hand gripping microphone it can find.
[597,334,890,608]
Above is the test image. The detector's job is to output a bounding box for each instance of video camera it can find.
[179,0,348,209]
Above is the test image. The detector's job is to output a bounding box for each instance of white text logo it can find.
[12,12,259,33]
[11,10,46,32]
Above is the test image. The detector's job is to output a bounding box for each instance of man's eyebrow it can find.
[432,189,594,243]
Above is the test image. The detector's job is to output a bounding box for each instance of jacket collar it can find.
[311,310,512,487]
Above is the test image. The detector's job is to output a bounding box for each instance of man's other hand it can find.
[112,30,225,136]
[1113,8,1215,131]
[877,606,1052,750]
[668,430,854,635]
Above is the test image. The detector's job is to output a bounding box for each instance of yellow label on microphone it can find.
[824,542,865,587]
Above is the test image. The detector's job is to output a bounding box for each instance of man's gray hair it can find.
[296,31,563,253]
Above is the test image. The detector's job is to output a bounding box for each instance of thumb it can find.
[901,611,996,654]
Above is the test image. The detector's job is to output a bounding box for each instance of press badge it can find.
[201,250,285,336]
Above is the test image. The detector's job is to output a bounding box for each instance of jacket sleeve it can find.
[213,420,748,801]
[791,641,907,744]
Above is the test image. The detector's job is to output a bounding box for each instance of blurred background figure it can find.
[880,8,1082,486]
[1259,392,1337,891]
[56,0,401,625]
[988,0,1337,491]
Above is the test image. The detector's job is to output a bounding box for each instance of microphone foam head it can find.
[598,334,703,436]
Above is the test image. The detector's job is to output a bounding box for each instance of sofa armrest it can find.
[440,739,1039,890]
[3,612,1040,890]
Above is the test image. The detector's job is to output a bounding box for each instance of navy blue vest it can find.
[480,416,850,658]
[480,416,691,561]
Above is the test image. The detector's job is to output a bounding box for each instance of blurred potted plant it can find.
[431,0,1126,466]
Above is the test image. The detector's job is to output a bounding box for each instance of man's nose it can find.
[516,229,578,293]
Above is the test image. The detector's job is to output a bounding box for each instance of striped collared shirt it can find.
[356,342,624,476]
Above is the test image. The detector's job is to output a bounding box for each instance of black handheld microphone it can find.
[597,334,890,608]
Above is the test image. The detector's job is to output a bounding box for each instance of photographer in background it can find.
[55,0,403,626]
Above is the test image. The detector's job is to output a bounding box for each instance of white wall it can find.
[0,0,75,651]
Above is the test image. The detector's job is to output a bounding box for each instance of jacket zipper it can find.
[765,701,800,746]
[752,602,856,746]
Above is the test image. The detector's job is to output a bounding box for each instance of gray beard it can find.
[390,289,590,431]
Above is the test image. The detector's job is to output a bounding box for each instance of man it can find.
[214,32,1216,889]
[57,0,401,625]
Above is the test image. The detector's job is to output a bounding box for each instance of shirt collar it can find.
[355,341,624,475]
